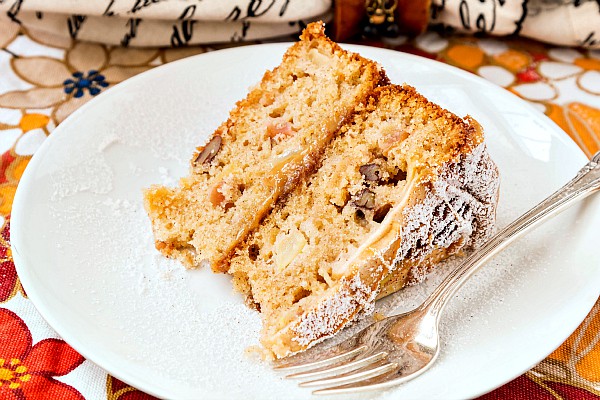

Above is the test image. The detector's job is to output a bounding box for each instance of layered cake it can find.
[228,85,500,358]
[144,22,389,272]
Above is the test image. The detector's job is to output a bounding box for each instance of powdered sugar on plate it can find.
[42,134,570,399]
[50,156,113,201]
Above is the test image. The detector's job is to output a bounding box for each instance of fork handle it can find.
[422,151,600,320]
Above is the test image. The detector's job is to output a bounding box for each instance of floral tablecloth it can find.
[0,20,599,400]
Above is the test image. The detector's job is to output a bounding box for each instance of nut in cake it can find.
[229,85,500,358]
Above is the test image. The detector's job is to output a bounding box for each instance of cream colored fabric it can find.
[431,0,600,49]
[0,0,333,47]
[1,0,598,48]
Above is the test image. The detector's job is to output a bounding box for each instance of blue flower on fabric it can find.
[63,70,109,98]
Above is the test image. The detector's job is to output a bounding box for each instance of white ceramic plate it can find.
[12,44,600,400]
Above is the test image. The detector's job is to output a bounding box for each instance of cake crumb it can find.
[244,345,273,362]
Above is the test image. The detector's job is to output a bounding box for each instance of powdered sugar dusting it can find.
[97,133,120,152]
[284,143,500,355]
[47,188,290,394]
[50,156,113,201]
[157,166,179,187]
[398,143,500,276]
[291,272,378,349]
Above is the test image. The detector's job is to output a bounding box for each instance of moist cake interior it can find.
[143,22,388,272]
[229,85,498,357]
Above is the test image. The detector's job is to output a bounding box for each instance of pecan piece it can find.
[353,189,376,209]
[248,244,260,261]
[194,135,222,165]
[359,163,380,181]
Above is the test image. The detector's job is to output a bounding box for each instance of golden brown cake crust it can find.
[143,22,389,272]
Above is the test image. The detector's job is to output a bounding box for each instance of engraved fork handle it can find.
[422,151,600,320]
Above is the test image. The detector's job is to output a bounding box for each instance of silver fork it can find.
[274,151,600,395]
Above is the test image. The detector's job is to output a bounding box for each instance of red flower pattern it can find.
[0,308,85,399]
[0,153,15,185]
[0,216,20,303]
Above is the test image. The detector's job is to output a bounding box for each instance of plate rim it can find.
[11,42,595,399]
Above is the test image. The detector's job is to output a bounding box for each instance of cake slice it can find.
[143,22,388,272]
[229,85,500,358]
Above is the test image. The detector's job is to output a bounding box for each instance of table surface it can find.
[0,23,599,400]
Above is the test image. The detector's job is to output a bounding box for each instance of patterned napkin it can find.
[430,0,600,49]
[0,0,332,47]
[2,1,600,49]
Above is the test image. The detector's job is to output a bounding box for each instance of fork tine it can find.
[273,345,367,373]
[300,361,398,388]
[286,351,388,380]
[273,336,365,372]
[311,362,430,395]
